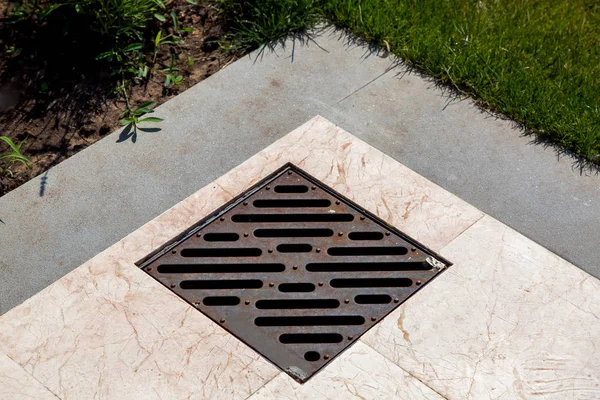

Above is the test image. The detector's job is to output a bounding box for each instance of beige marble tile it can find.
[0,254,278,400]
[0,116,482,399]
[0,352,58,399]
[247,342,445,400]
[362,215,600,400]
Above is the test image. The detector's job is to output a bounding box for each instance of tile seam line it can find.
[243,371,283,399]
[2,352,61,400]
[358,340,449,400]
[442,212,486,258]
[330,67,392,106]
[442,213,600,281]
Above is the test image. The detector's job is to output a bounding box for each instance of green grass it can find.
[218,0,600,164]
[216,0,322,52]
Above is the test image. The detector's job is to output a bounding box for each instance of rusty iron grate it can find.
[138,163,451,383]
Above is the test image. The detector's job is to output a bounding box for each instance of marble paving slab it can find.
[0,352,58,399]
[362,215,600,399]
[0,116,481,399]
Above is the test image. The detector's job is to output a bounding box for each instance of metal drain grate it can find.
[138,163,450,383]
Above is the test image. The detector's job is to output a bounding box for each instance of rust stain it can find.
[403,201,412,220]
[270,79,281,87]
[397,309,411,344]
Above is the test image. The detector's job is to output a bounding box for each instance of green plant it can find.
[17,0,172,80]
[120,101,164,128]
[216,0,322,52]
[163,55,183,87]
[153,30,179,62]
[37,0,166,41]
[170,10,193,36]
[0,136,32,177]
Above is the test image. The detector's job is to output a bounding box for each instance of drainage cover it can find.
[139,163,450,383]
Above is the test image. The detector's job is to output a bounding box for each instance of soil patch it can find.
[0,0,239,196]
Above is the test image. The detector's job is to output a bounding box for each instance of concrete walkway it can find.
[0,28,598,314]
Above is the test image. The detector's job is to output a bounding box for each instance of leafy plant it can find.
[120,101,164,128]
[0,136,32,177]
[153,30,179,62]
[163,55,183,87]
[117,101,164,143]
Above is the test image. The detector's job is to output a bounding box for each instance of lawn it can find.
[222,0,600,165]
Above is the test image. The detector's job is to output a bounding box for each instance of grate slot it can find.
[327,247,408,256]
[348,232,384,241]
[157,263,285,273]
[231,214,354,223]
[274,185,309,193]
[255,316,365,326]
[254,228,334,238]
[139,163,450,384]
[256,299,340,309]
[277,244,313,253]
[279,333,343,344]
[203,233,240,242]
[253,199,331,208]
[203,296,240,306]
[306,262,429,272]
[180,279,263,289]
[181,248,262,257]
[278,283,315,292]
[354,294,392,304]
[330,278,413,288]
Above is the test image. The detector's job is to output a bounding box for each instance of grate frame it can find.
[138,163,451,383]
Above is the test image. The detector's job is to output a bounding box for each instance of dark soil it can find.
[0,1,239,196]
